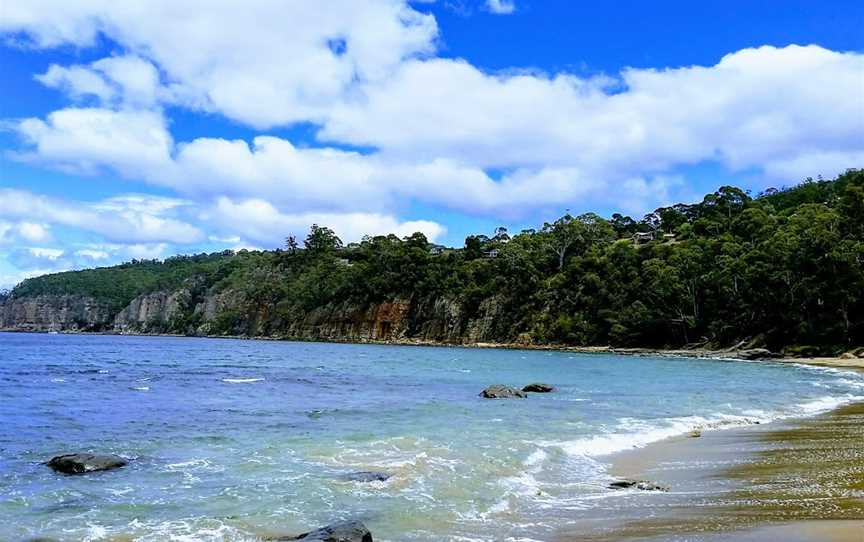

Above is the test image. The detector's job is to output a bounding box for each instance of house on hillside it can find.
[484,249,500,258]
[631,232,656,245]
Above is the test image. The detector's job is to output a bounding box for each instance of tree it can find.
[304,224,342,255]
[285,235,299,255]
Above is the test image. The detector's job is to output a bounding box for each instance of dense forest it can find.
[4,169,863,354]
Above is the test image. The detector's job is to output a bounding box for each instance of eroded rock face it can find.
[522,383,554,393]
[280,520,373,542]
[46,453,127,474]
[480,384,527,399]
[0,295,113,332]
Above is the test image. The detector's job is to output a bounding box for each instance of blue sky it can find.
[0,0,862,288]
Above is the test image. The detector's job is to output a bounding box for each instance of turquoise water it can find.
[1,333,863,541]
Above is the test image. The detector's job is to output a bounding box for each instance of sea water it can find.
[1,333,862,541]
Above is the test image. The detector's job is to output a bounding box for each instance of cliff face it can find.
[1,286,512,344]
[0,295,115,332]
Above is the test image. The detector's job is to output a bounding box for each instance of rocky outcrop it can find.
[480,384,527,399]
[522,383,554,393]
[114,290,186,332]
[608,479,669,492]
[735,348,779,360]
[0,295,114,332]
[277,520,373,542]
[1,283,514,344]
[46,453,127,474]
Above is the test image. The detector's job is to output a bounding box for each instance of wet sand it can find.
[559,402,864,541]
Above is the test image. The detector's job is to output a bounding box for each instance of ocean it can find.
[1,332,862,541]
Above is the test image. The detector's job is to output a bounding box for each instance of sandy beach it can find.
[561,400,864,541]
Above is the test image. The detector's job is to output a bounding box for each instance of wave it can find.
[535,392,864,460]
[221,377,265,384]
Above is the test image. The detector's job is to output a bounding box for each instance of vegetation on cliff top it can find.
[7,170,864,352]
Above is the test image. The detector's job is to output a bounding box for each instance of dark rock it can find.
[279,520,373,541]
[608,479,669,492]
[480,384,527,399]
[737,348,778,360]
[522,383,554,393]
[46,453,127,475]
[341,471,390,482]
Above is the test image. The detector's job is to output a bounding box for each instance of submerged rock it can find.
[522,383,554,393]
[479,384,527,399]
[279,520,373,541]
[608,479,669,492]
[340,471,390,482]
[46,453,127,475]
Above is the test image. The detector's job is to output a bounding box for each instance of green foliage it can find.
[9,170,864,352]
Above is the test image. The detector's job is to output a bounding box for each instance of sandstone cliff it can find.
[1,285,512,344]
[0,295,114,332]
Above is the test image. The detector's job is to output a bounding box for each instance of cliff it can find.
[0,286,511,345]
[0,295,115,332]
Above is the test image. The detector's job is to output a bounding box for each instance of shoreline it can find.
[5,328,863,371]
[585,399,864,541]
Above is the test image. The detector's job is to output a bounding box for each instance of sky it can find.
[0,0,862,289]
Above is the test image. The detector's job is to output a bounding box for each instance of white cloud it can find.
[36,64,116,102]
[0,189,203,244]
[323,46,864,179]
[2,2,862,230]
[12,44,861,221]
[486,0,515,15]
[17,222,51,242]
[2,0,438,128]
[208,197,446,245]
[0,221,52,244]
[26,247,64,260]
[74,249,110,260]
[36,55,162,107]
[15,108,172,176]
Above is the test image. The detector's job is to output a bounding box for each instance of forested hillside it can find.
[3,170,862,354]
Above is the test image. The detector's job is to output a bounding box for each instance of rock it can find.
[479,384,527,399]
[840,352,857,360]
[608,479,669,492]
[340,471,390,482]
[522,383,554,393]
[687,429,702,438]
[736,348,777,360]
[279,520,373,541]
[46,453,127,474]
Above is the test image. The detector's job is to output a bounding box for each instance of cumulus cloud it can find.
[12,44,863,220]
[36,55,162,108]
[1,2,862,255]
[486,0,515,15]
[207,197,446,245]
[0,189,203,244]
[15,108,172,176]
[2,0,438,128]
[0,221,52,244]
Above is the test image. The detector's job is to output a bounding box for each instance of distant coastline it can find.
[5,328,862,372]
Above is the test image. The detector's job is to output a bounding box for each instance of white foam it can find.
[221,377,264,383]
[536,393,864,459]
[131,386,150,391]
